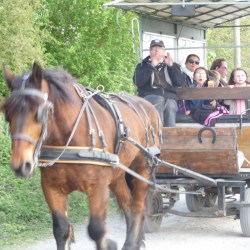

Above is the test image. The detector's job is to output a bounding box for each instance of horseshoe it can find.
[198,127,216,144]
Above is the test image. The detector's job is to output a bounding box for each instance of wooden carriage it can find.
[159,87,250,174]
[145,87,250,235]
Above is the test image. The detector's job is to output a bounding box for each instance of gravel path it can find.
[14,194,250,250]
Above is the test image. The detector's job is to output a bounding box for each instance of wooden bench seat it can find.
[176,86,250,123]
[176,86,250,100]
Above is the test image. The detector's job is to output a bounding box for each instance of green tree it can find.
[239,16,250,75]
[206,22,234,70]
[207,16,250,75]
[39,0,137,93]
[0,0,46,97]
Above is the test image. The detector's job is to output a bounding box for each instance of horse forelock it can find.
[3,94,40,122]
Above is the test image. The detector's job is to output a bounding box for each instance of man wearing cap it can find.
[133,39,184,127]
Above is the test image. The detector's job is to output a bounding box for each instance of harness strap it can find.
[85,104,96,148]
[110,93,160,148]
[39,146,119,166]
[111,102,128,139]
[88,104,107,150]
[111,94,149,145]
[11,88,48,101]
[12,133,37,145]
[79,85,108,150]
[86,87,127,154]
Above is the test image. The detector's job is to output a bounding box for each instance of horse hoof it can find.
[121,241,146,250]
[107,238,118,250]
[140,240,146,249]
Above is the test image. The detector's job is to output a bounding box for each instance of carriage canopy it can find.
[104,0,250,65]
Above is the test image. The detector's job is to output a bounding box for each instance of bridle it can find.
[9,74,54,166]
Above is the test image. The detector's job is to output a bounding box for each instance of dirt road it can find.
[21,194,250,250]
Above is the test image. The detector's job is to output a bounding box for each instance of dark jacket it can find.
[183,72,193,87]
[133,56,184,100]
[185,82,210,113]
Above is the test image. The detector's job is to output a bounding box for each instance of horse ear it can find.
[30,62,43,89]
[2,64,15,90]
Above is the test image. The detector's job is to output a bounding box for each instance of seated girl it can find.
[176,67,209,122]
[187,67,228,126]
[186,67,215,115]
[224,68,250,115]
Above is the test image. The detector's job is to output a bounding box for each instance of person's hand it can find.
[151,55,164,67]
[163,52,173,67]
[210,100,217,108]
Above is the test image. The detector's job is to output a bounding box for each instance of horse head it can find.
[2,62,53,178]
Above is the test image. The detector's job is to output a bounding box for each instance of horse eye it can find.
[4,112,11,123]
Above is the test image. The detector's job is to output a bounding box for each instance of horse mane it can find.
[43,68,77,104]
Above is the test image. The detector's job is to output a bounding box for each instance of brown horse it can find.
[2,62,162,250]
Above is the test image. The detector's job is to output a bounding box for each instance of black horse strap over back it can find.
[86,86,129,154]
[39,84,160,167]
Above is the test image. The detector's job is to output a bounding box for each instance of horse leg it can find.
[121,171,148,250]
[52,210,75,250]
[87,184,117,250]
[111,174,146,250]
[41,184,74,250]
[110,175,133,242]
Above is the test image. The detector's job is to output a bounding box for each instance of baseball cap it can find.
[150,39,165,48]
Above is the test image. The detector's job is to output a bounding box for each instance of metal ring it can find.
[96,85,105,92]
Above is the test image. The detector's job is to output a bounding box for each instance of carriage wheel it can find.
[186,193,206,212]
[144,189,163,233]
[204,193,217,207]
[240,188,250,237]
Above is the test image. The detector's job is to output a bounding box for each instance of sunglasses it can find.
[188,59,200,65]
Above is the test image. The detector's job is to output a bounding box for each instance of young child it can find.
[185,67,212,115]
[207,70,222,87]
[178,67,209,117]
[224,68,250,115]
[186,67,228,126]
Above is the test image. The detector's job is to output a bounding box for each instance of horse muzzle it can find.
[10,160,35,178]
[10,146,36,178]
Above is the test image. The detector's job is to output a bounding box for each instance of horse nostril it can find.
[21,162,34,178]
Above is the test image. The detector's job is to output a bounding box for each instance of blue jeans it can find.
[144,95,177,127]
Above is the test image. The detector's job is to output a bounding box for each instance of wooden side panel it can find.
[159,127,238,174]
[159,151,238,174]
[237,127,250,168]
